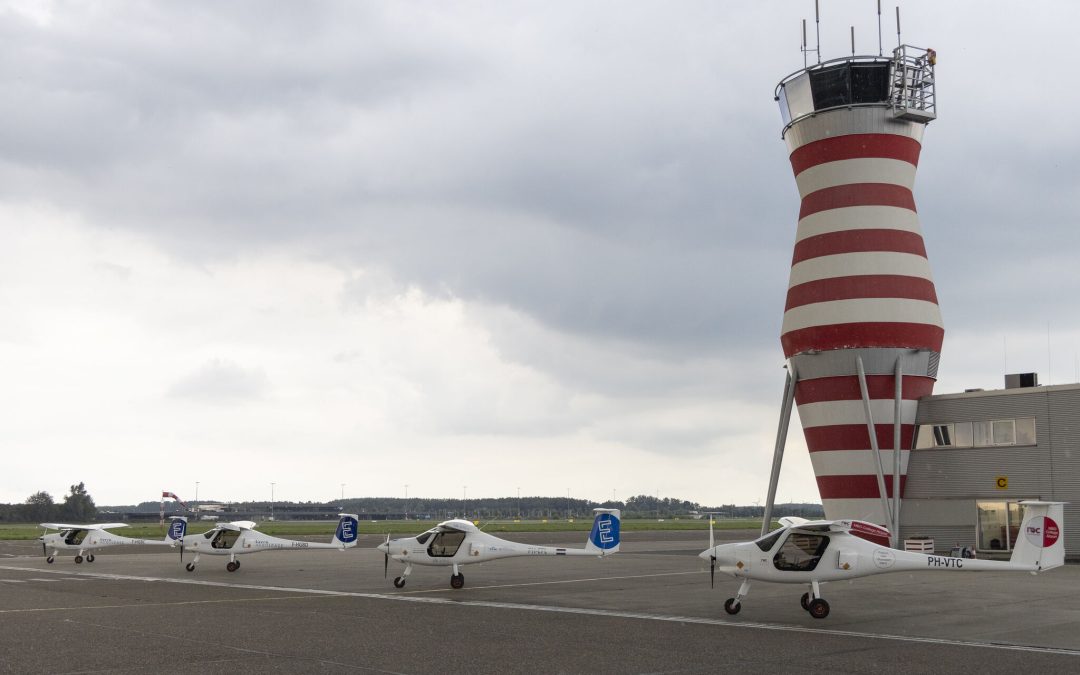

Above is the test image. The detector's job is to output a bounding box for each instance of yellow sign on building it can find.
[995,476,1009,490]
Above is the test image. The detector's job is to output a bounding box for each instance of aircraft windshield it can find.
[755,529,784,552]
[427,530,466,557]
[64,530,88,546]
[416,531,434,544]
[773,533,830,572]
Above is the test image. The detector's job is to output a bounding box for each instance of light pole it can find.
[270,482,275,521]
[517,486,521,520]
[404,484,409,520]
[463,485,467,519]
[566,488,571,521]
[340,483,345,501]
[194,481,200,519]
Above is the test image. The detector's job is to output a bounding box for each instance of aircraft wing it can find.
[777,516,810,528]
[221,521,257,531]
[40,522,128,530]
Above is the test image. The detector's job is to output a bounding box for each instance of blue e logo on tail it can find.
[337,516,358,544]
[590,513,620,550]
[169,519,186,541]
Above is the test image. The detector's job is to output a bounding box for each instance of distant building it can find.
[901,375,1080,557]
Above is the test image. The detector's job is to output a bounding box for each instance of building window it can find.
[1016,417,1037,445]
[933,424,953,446]
[915,417,1036,449]
[992,419,1016,445]
[976,501,1026,552]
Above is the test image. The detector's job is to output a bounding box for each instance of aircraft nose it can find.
[699,544,738,568]
[376,541,388,553]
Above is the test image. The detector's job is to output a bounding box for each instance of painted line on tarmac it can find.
[1,565,1078,658]
[397,570,701,594]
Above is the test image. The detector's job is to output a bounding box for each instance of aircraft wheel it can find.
[74,555,83,564]
[185,562,196,572]
[46,556,54,564]
[723,598,740,615]
[87,554,95,563]
[450,573,465,589]
[393,577,406,589]
[226,561,239,572]
[800,592,811,611]
[808,598,830,619]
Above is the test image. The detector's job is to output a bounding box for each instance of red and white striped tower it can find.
[775,45,940,529]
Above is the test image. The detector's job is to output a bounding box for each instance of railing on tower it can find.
[890,45,937,122]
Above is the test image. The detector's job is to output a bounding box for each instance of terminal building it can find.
[901,375,1080,558]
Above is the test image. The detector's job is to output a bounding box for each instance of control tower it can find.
[769,40,941,539]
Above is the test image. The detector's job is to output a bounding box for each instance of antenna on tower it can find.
[802,19,808,68]
[815,0,822,64]
[896,6,902,48]
[851,26,856,56]
[878,0,883,56]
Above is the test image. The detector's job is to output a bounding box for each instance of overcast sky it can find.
[2,1,1078,507]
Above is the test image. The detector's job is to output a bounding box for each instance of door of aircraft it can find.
[427,530,466,557]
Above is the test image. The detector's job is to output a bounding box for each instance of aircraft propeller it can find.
[41,539,46,559]
[383,532,390,578]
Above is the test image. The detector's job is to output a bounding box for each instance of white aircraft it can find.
[177,513,359,572]
[699,501,1065,619]
[377,508,620,589]
[39,518,187,564]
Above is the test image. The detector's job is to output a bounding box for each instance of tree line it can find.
[1,485,823,522]
[0,483,97,522]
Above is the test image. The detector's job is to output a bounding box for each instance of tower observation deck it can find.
[773,45,940,535]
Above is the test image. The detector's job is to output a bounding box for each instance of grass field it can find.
[0,518,768,541]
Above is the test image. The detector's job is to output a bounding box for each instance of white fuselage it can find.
[43,530,171,553]
[707,535,1036,585]
[384,529,595,567]
[182,530,345,556]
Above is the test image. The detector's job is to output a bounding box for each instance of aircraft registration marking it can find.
[926,555,963,569]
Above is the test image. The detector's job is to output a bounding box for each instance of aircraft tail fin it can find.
[1008,501,1065,571]
[332,513,360,548]
[167,516,188,543]
[584,509,620,555]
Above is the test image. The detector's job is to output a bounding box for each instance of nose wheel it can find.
[186,562,196,572]
[393,577,407,588]
[723,579,751,615]
[226,560,241,572]
[46,556,55,564]
[450,573,465,589]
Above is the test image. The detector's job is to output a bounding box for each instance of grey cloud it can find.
[168,358,269,403]
[2,1,1077,380]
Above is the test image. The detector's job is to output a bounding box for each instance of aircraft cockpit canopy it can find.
[63,529,88,546]
[210,529,240,549]
[427,529,466,558]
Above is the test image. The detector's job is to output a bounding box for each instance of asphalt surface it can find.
[2,530,1080,674]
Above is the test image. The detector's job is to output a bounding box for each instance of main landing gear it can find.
[449,563,464,589]
[724,580,831,619]
[800,581,830,619]
[226,555,241,572]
